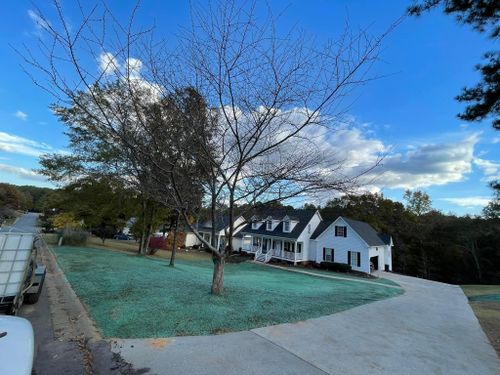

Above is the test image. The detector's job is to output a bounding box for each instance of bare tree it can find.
[22,0,394,294]
[148,1,393,293]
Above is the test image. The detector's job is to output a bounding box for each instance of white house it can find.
[238,209,393,274]
[239,209,322,264]
[184,215,246,250]
[310,217,393,273]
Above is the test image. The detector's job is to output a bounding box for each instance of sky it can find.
[0,1,498,216]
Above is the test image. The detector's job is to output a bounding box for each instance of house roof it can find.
[240,209,316,240]
[310,220,333,239]
[311,217,392,246]
[343,218,389,246]
[186,216,233,233]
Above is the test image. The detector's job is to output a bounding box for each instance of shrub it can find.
[320,261,352,272]
[149,236,167,250]
[61,228,89,246]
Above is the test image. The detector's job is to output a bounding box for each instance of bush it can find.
[149,236,167,250]
[61,228,89,246]
[320,262,352,272]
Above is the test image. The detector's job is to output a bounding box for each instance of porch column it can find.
[293,241,297,265]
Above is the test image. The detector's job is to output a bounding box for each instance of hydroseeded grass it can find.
[52,246,403,338]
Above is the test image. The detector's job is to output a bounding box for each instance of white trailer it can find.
[0,233,46,315]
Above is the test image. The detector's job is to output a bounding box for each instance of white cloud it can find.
[99,52,121,75]
[0,163,47,182]
[27,9,51,34]
[0,131,62,157]
[305,124,479,191]
[474,157,500,181]
[126,58,143,78]
[441,197,491,208]
[15,111,28,121]
[371,133,479,189]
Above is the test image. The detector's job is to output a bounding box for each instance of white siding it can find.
[232,237,242,251]
[385,245,393,271]
[313,217,370,273]
[368,245,393,271]
[369,246,384,270]
[296,211,322,261]
[184,233,200,247]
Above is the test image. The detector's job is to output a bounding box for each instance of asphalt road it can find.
[0,212,39,233]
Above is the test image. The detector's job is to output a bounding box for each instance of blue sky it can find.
[0,1,498,215]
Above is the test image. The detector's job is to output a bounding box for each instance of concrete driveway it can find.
[112,272,500,375]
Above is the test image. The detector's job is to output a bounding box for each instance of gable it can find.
[311,216,391,247]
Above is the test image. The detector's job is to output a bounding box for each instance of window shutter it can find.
[347,251,351,265]
[357,252,361,267]
[323,248,326,261]
[344,227,347,237]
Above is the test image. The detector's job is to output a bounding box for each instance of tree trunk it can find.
[169,212,180,267]
[211,256,224,295]
[145,223,153,254]
[139,198,147,255]
[470,240,482,281]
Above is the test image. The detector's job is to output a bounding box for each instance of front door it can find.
[262,238,268,253]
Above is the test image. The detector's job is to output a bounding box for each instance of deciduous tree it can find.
[23,0,392,294]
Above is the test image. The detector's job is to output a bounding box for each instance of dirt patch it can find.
[469,301,500,356]
[462,285,500,357]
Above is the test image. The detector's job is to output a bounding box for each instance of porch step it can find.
[255,253,267,262]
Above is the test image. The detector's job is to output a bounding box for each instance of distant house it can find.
[184,215,246,250]
[238,208,392,274]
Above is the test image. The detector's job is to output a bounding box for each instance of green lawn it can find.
[52,246,403,338]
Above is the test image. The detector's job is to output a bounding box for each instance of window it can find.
[283,241,295,252]
[283,220,290,232]
[297,243,302,253]
[266,220,272,231]
[252,221,259,229]
[347,251,361,267]
[323,248,334,262]
[335,225,347,237]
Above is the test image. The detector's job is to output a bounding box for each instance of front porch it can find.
[241,235,304,264]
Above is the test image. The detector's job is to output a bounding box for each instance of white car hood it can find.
[0,316,34,375]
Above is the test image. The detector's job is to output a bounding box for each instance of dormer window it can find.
[335,225,347,237]
[266,220,272,231]
[252,221,259,230]
[283,220,290,232]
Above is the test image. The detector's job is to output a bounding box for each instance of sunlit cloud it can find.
[0,131,65,157]
[441,196,491,208]
[0,163,47,182]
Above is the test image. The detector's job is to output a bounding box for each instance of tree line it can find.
[0,183,52,221]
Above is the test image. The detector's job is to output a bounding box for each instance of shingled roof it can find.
[239,208,316,240]
[186,216,233,233]
[311,217,392,246]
